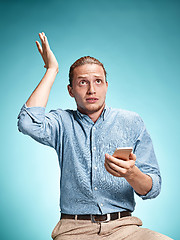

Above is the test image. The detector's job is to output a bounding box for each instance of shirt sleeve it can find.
[17,104,61,149]
[134,118,162,200]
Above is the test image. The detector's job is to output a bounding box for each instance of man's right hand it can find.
[36,32,59,73]
[26,32,59,108]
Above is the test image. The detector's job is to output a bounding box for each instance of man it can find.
[17,32,172,239]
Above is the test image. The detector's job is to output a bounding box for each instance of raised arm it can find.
[26,32,59,107]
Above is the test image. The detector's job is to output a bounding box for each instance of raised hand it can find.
[36,32,59,73]
[26,32,59,107]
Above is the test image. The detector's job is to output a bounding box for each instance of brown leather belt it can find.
[61,211,131,223]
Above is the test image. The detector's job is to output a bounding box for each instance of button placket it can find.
[91,125,98,194]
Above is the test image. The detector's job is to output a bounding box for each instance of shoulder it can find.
[110,107,142,121]
[46,108,76,121]
[108,107,145,130]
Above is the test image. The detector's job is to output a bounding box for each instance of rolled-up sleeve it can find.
[17,104,61,149]
[134,119,161,200]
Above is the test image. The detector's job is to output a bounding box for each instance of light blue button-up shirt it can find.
[17,104,161,215]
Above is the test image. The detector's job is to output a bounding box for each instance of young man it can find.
[18,32,172,239]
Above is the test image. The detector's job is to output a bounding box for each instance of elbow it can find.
[153,174,162,198]
[17,116,29,134]
[17,112,45,141]
[140,173,161,200]
[17,112,34,135]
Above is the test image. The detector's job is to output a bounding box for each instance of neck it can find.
[87,110,103,123]
[78,104,105,123]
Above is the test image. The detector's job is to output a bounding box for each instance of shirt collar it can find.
[102,105,109,120]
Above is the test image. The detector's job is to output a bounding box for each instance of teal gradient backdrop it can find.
[0,0,179,239]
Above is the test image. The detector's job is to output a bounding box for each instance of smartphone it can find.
[113,147,133,160]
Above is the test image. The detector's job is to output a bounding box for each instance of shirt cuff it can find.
[136,173,161,200]
[18,103,46,123]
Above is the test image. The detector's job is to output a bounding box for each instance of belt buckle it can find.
[90,214,111,223]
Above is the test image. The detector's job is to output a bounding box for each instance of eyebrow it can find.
[77,75,103,79]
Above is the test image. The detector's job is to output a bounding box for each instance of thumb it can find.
[36,41,43,55]
[129,153,136,161]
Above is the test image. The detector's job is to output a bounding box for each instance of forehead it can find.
[73,64,105,79]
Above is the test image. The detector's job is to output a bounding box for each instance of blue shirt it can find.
[17,104,161,215]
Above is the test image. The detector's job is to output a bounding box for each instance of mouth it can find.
[86,97,98,103]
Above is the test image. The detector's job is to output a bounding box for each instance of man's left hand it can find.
[104,153,136,178]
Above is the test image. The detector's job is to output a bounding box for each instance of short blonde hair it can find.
[69,56,107,86]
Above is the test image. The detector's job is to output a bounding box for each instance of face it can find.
[68,64,108,116]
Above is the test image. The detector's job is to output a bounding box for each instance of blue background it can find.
[0,0,179,239]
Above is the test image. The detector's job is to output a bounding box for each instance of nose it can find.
[87,82,96,94]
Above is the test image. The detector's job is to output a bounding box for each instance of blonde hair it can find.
[69,56,107,86]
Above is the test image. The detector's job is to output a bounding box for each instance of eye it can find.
[79,80,87,86]
[96,79,102,84]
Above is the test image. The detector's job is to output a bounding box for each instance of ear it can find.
[105,81,108,91]
[67,84,74,98]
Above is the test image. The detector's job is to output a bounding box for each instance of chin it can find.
[85,104,104,114]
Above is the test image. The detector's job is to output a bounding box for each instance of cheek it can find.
[100,88,108,97]
[73,91,85,102]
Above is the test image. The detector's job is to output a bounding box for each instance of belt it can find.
[61,211,131,223]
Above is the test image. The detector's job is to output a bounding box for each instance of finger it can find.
[39,32,49,51]
[41,32,50,50]
[39,32,46,46]
[106,158,135,172]
[105,153,135,170]
[129,153,136,161]
[42,32,48,45]
[44,35,50,50]
[104,162,121,177]
[41,32,45,40]
[105,156,129,174]
[35,41,43,55]
[105,154,128,168]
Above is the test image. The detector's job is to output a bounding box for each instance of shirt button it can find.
[93,147,96,151]
[100,203,103,207]
[94,166,97,170]
[94,187,97,191]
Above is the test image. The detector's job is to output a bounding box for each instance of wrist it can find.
[125,166,153,196]
[46,67,59,74]
[125,165,138,181]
